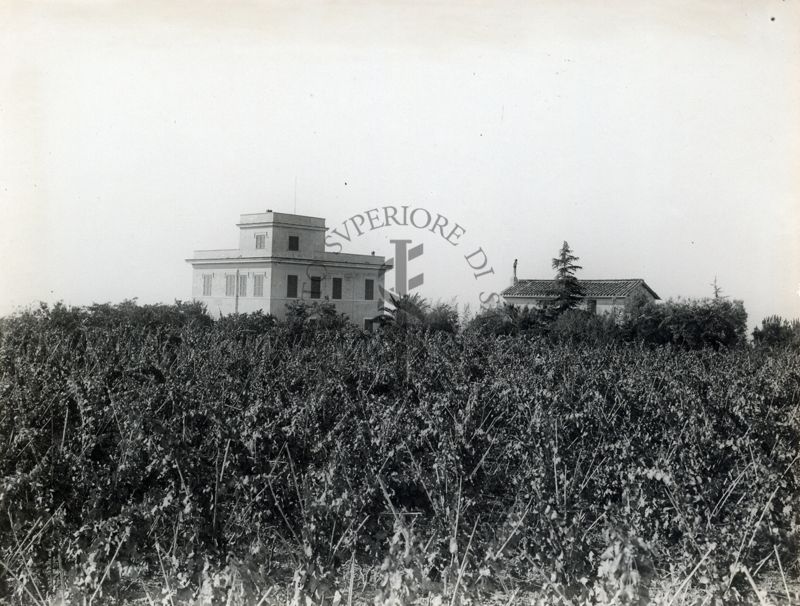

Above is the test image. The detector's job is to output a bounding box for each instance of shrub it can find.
[465,304,549,337]
[23,299,214,332]
[753,315,800,349]
[547,308,620,344]
[465,304,518,336]
[215,309,277,334]
[284,299,352,338]
[380,295,460,334]
[425,302,460,334]
[623,297,748,349]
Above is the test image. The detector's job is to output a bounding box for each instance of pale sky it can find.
[2,0,799,328]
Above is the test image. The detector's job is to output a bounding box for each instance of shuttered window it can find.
[225,275,236,297]
[202,275,213,296]
[238,275,247,297]
[287,275,298,298]
[254,275,264,297]
[255,234,266,249]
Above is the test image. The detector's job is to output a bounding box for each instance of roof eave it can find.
[638,281,660,300]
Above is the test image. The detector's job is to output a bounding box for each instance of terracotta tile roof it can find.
[502,279,659,300]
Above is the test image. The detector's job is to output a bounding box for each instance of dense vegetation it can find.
[468,296,750,351]
[753,316,800,350]
[0,301,798,605]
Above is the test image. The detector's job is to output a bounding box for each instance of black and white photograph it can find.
[1,1,799,604]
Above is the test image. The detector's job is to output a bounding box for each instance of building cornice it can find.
[236,221,327,231]
[187,255,391,272]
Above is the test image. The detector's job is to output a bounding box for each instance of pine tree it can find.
[710,276,727,299]
[551,241,584,313]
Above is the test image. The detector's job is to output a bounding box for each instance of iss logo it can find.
[326,205,503,310]
[380,239,424,298]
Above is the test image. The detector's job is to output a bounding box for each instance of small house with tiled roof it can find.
[502,278,659,315]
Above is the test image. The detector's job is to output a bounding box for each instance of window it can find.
[332,277,342,300]
[287,275,298,298]
[255,234,266,249]
[254,274,264,297]
[364,279,374,300]
[288,235,299,251]
[238,275,247,297]
[225,275,236,297]
[587,299,597,314]
[310,277,321,299]
[202,275,213,296]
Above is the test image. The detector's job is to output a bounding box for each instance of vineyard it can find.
[0,302,798,605]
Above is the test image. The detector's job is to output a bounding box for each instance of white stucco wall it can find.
[268,262,383,321]
[188,212,386,323]
[238,212,326,254]
[191,266,272,316]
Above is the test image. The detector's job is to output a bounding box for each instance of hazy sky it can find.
[2,0,798,328]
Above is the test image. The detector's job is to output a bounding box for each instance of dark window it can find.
[363,318,373,332]
[287,275,298,298]
[587,299,597,314]
[364,279,374,300]
[332,277,342,300]
[310,277,321,299]
[288,235,299,251]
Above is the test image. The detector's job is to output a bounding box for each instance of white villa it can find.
[187,211,389,325]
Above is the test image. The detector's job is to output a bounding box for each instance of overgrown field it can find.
[1,303,798,605]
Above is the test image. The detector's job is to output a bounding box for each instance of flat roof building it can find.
[187,211,390,325]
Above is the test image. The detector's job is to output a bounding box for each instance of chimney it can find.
[513,259,518,285]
